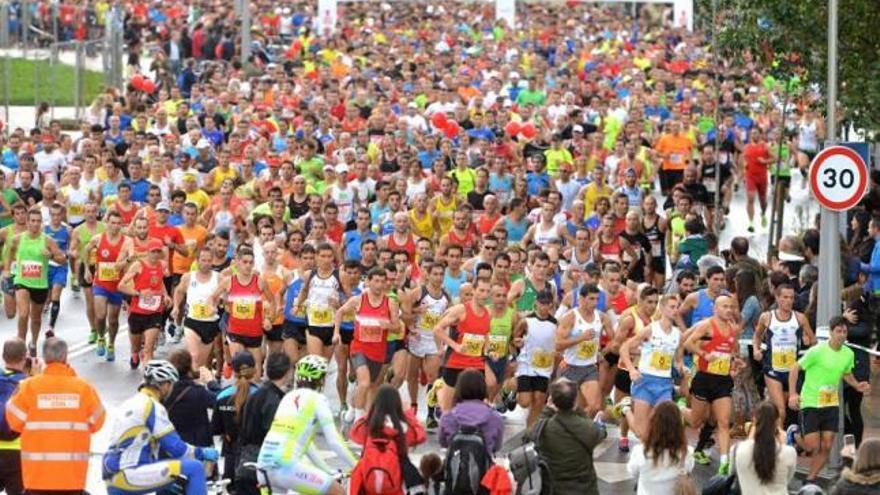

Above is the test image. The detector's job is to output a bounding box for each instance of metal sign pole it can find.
[818,0,844,473]
[240,0,251,66]
[0,2,8,124]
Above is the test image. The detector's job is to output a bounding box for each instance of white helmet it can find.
[143,360,179,385]
[295,355,329,382]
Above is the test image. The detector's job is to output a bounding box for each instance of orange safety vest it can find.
[4,362,105,490]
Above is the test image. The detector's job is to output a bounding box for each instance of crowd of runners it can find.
[2,2,880,495]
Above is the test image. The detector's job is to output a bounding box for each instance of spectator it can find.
[863,216,880,300]
[4,338,105,493]
[213,351,259,488]
[531,378,606,495]
[831,438,880,495]
[0,339,28,495]
[438,369,505,453]
[163,348,215,449]
[735,401,797,494]
[236,352,291,495]
[627,401,695,495]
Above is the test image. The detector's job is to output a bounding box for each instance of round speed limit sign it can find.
[809,146,869,211]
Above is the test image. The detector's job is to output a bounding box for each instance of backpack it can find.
[355,437,403,495]
[0,370,25,441]
[508,417,552,495]
[443,425,491,495]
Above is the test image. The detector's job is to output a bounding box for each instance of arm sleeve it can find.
[315,396,357,469]
[85,385,106,433]
[4,381,29,433]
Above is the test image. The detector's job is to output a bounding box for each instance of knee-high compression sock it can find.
[49,301,61,328]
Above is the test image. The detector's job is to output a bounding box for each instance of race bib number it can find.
[718,152,730,164]
[68,203,84,217]
[308,306,333,326]
[771,346,797,371]
[704,176,716,192]
[818,385,839,407]
[650,239,662,257]
[184,239,198,256]
[487,334,508,357]
[649,350,673,372]
[358,322,385,343]
[20,261,43,279]
[670,153,683,164]
[461,333,485,357]
[531,349,554,370]
[191,301,212,319]
[707,354,731,375]
[137,295,161,312]
[421,311,441,330]
[576,341,598,360]
[341,309,355,322]
[97,262,120,282]
[231,299,256,319]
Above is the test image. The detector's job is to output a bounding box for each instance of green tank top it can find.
[75,222,105,264]
[516,278,538,312]
[14,233,49,289]
[488,306,514,358]
[1,226,14,265]
[387,288,402,341]
[770,144,792,177]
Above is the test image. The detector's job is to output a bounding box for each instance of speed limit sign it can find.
[809,145,869,211]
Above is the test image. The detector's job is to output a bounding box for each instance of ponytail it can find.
[232,365,256,423]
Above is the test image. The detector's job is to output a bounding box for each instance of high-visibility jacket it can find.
[4,362,105,490]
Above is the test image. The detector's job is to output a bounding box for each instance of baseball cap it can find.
[231,351,256,372]
[196,139,211,149]
[572,124,584,133]
[156,201,171,212]
[323,164,335,172]
[147,238,164,251]
[336,163,350,174]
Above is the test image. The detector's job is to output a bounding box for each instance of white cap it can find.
[572,125,584,133]
[336,163,350,173]
[509,71,520,79]
[196,139,210,149]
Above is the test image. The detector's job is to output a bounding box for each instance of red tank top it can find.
[132,237,151,263]
[599,236,622,261]
[386,233,416,264]
[94,233,125,291]
[448,228,477,255]
[352,293,391,362]
[446,302,490,370]
[131,260,165,315]
[227,274,263,337]
[115,202,137,225]
[477,213,500,235]
[697,318,736,375]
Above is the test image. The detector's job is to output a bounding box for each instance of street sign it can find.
[809,145,869,211]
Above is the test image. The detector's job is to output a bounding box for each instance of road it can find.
[0,171,832,493]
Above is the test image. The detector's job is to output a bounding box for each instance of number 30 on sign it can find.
[809,146,869,211]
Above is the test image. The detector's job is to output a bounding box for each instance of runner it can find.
[751,283,816,424]
[513,289,558,427]
[294,242,343,360]
[280,244,316,365]
[683,295,743,475]
[333,259,362,418]
[508,252,554,314]
[402,261,451,427]
[4,208,67,356]
[0,204,27,319]
[433,277,492,412]
[609,285,658,452]
[334,267,400,424]
[742,128,772,232]
[171,247,221,370]
[485,281,520,408]
[617,293,685,442]
[786,316,870,483]
[260,241,289,356]
[119,238,171,367]
[556,283,612,417]
[83,210,133,362]
[43,203,71,337]
[212,246,275,379]
[68,202,105,344]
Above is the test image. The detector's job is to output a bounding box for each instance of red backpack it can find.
[353,437,403,495]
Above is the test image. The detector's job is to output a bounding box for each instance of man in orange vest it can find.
[4,337,105,494]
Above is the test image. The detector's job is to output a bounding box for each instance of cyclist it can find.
[257,355,357,495]
[103,360,219,495]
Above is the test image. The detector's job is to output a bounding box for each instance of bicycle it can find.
[242,462,350,495]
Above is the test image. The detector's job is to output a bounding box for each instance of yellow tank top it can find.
[409,209,434,240]
[434,195,457,236]
[212,167,237,191]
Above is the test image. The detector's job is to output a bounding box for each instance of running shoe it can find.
[425,415,438,431]
[693,450,711,465]
[502,388,518,412]
[618,437,630,453]
[612,396,632,419]
[88,330,97,344]
[786,424,799,447]
[106,345,115,362]
[96,338,106,357]
[761,215,768,228]
[718,460,730,476]
[747,223,755,233]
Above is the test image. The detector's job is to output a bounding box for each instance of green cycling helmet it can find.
[295,355,329,381]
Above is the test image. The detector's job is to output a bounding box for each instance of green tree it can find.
[697,0,880,136]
